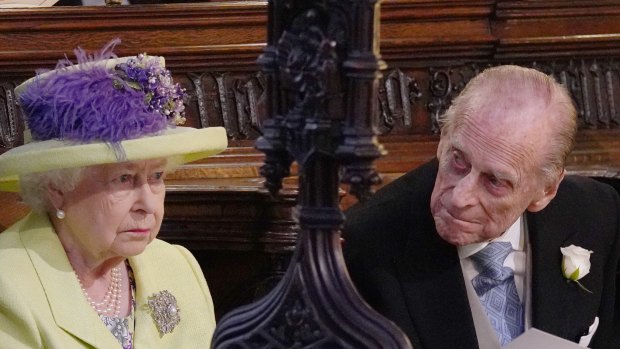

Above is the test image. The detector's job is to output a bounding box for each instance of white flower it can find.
[560,245,592,281]
[560,245,593,293]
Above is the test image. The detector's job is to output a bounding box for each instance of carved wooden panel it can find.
[373,59,620,136]
[5,59,620,152]
[0,81,22,150]
[183,71,266,139]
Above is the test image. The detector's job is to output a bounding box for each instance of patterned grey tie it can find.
[471,241,524,346]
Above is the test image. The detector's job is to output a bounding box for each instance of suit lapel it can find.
[394,216,479,349]
[20,213,120,348]
[527,209,594,342]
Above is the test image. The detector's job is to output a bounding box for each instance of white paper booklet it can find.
[506,328,585,349]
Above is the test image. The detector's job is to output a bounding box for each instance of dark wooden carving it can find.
[0,82,22,149]
[377,68,421,134]
[211,0,412,348]
[172,58,620,145]
[186,71,265,139]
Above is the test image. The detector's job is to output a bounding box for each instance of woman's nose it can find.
[132,182,160,214]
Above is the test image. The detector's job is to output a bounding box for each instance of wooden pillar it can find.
[211,0,412,347]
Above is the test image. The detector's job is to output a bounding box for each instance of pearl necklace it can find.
[75,265,123,318]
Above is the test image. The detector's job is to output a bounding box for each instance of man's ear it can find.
[527,169,565,212]
[46,182,65,211]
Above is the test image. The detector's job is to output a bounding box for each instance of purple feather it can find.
[18,38,172,146]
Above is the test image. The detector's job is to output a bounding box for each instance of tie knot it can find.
[471,241,512,280]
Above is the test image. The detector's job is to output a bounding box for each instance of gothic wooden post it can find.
[211,0,412,347]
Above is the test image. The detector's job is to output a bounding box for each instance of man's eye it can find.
[452,152,467,169]
[486,175,511,195]
[488,176,503,187]
[454,155,462,165]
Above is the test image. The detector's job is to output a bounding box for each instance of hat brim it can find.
[0,126,227,192]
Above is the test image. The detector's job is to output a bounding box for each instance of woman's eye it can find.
[119,174,133,183]
[108,173,135,193]
[149,171,165,181]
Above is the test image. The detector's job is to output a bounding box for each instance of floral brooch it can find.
[147,290,181,335]
[560,245,593,293]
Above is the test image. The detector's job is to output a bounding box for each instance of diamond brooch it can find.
[147,290,180,335]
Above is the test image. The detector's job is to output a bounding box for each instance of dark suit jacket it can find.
[343,159,620,349]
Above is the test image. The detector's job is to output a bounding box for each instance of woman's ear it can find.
[527,169,565,212]
[46,182,65,211]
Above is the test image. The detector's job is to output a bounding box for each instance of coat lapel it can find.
[129,251,171,347]
[128,241,217,348]
[394,216,479,349]
[527,209,597,342]
[20,213,120,348]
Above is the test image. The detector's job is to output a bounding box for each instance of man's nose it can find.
[450,173,478,208]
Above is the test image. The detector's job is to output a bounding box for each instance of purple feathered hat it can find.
[0,39,227,192]
[18,38,185,148]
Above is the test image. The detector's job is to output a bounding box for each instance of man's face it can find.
[430,114,553,246]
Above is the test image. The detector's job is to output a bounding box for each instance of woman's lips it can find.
[125,228,150,234]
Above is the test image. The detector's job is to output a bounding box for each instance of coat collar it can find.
[526,209,596,341]
[394,210,480,349]
[19,212,169,347]
[129,249,170,346]
[20,213,120,348]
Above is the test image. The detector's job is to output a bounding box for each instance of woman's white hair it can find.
[19,167,84,214]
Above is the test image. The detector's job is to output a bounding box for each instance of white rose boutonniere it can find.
[560,245,593,293]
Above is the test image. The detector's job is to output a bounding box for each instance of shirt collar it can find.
[457,215,524,260]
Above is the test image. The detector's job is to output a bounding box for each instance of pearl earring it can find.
[56,209,65,220]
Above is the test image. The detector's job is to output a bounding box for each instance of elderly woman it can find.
[0,40,227,348]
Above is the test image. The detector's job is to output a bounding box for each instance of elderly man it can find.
[343,65,620,349]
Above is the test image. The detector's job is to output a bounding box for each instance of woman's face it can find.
[54,159,167,264]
